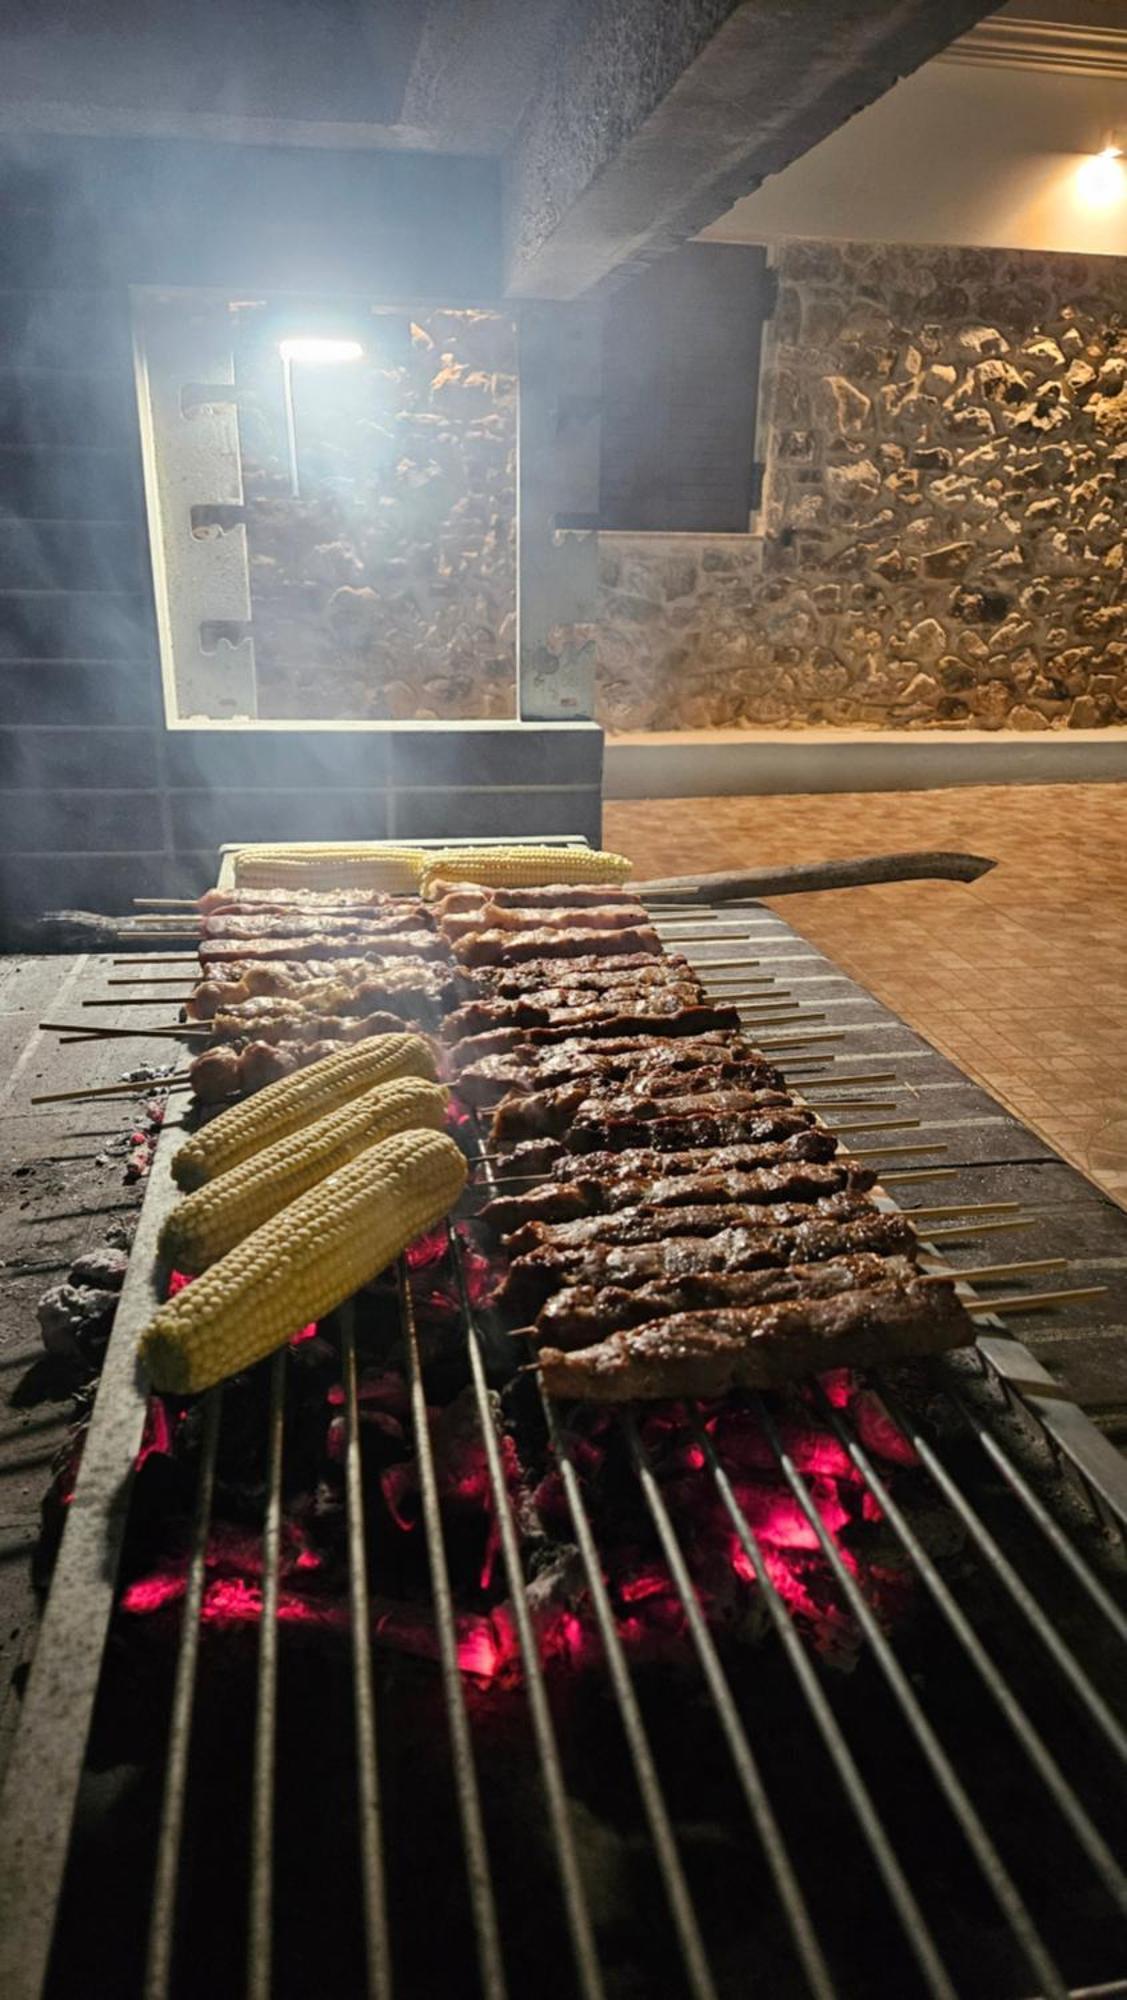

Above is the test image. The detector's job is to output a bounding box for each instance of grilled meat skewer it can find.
[477,952,693,994]
[496,1211,920,1317]
[456,1043,783,1110]
[531,1252,920,1350]
[490,1084,812,1145]
[199,930,447,967]
[445,982,707,1045]
[449,1005,740,1068]
[453,924,660,969]
[481,1159,876,1237]
[494,1132,841,1184]
[439,902,650,943]
[433,884,638,916]
[537,1276,972,1401]
[201,909,430,941]
[502,1191,872,1260]
[198,888,420,916]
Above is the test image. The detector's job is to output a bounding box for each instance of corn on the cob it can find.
[233,845,426,892]
[419,845,633,899]
[172,1033,437,1192]
[160,1077,449,1274]
[142,1129,468,1394]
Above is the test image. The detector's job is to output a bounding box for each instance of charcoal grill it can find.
[1,882,1126,2000]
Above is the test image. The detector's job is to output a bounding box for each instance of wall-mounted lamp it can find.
[1075,144,1126,210]
[278,337,364,495]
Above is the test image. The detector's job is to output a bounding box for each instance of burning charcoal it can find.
[36,1283,119,1361]
[69,1246,129,1292]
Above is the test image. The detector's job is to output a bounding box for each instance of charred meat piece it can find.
[477,954,694,998]
[188,1045,244,1104]
[440,903,651,942]
[495,1212,918,1318]
[200,930,448,966]
[448,1006,741,1068]
[453,924,661,969]
[455,1039,780,1109]
[481,1160,875,1236]
[201,908,429,941]
[537,1276,973,1401]
[509,1132,840,1183]
[445,982,705,1045]
[533,1252,921,1350]
[489,1079,797,1143]
[563,1106,818,1156]
[206,1009,412,1047]
[501,1191,873,1260]
[189,960,453,1021]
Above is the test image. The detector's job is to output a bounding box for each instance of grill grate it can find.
[1,904,1127,2000]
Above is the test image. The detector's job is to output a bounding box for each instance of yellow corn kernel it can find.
[160,1077,449,1274]
[233,845,426,892]
[172,1033,437,1192]
[141,1129,468,1394]
[420,846,632,899]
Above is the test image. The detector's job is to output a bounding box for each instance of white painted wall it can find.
[703,55,1127,256]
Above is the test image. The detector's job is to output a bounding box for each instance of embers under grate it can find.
[20,1220,1127,2000]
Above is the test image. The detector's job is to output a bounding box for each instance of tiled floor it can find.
[605,782,1127,1213]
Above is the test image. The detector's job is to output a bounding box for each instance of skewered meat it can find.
[187,1035,376,1102]
[201,909,429,941]
[495,1212,920,1317]
[562,1106,818,1157]
[206,1009,411,1048]
[453,924,660,969]
[192,974,447,1029]
[444,982,705,1045]
[456,1044,781,1110]
[489,1079,796,1143]
[532,1252,921,1350]
[433,883,637,916]
[439,903,650,942]
[198,888,418,916]
[481,1160,875,1236]
[501,1191,872,1260]
[477,952,691,993]
[448,1006,740,1068]
[537,1276,972,1401]
[494,1132,839,1184]
[199,930,447,967]
[189,959,453,1021]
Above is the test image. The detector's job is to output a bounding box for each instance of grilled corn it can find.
[233,845,426,892]
[160,1076,449,1274]
[172,1033,437,1191]
[420,845,632,899]
[142,1129,468,1393]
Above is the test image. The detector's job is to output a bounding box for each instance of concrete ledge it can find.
[604,727,1127,798]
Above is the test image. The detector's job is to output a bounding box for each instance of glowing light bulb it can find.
[278,337,364,365]
[1075,147,1125,209]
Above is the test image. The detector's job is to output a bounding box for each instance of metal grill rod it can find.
[247,1349,286,2000]
[873,1380,1127,1773]
[752,1394,1070,2000]
[942,1375,1127,1649]
[447,1228,606,2000]
[340,1305,394,2000]
[144,1388,223,2000]
[622,1412,837,2000]
[689,1409,959,2000]
[814,1384,1127,1918]
[398,1266,508,2000]
[537,1387,719,2000]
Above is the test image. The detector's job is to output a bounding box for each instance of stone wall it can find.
[243,306,517,722]
[596,241,1127,732]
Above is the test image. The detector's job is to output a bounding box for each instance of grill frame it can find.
[1,875,1126,2000]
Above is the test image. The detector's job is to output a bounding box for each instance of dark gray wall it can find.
[0,136,602,939]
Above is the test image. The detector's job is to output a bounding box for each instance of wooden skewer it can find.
[83,997,191,1009]
[133,897,199,908]
[39,1019,208,1040]
[106,975,199,987]
[31,1075,192,1106]
[801,1098,897,1113]
[825,1117,919,1134]
[878,1168,958,1184]
[899,1200,1022,1222]
[926,1257,1067,1283]
[116,931,201,943]
[688,956,760,970]
[966,1286,1106,1316]
[801,1072,896,1090]
[112,956,201,967]
[755,1031,843,1050]
[850,1142,945,1158]
[926,1218,1030,1239]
